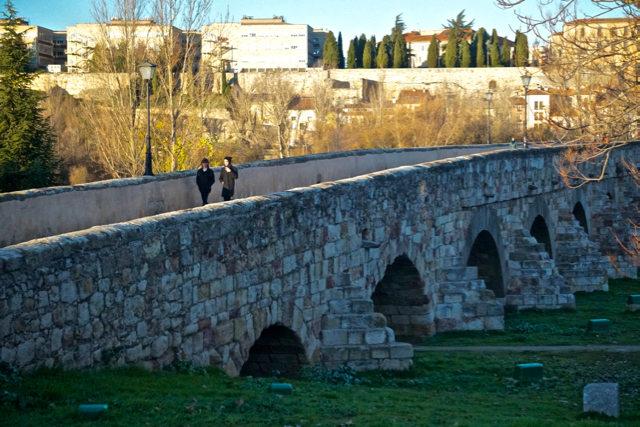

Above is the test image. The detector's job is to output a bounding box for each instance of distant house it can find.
[511,88,579,129]
[394,89,433,108]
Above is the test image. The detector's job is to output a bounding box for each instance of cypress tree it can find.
[0,1,60,192]
[393,35,406,68]
[377,36,391,68]
[501,37,511,66]
[347,39,357,69]
[490,30,501,67]
[427,36,439,68]
[444,31,458,68]
[516,32,529,66]
[220,68,230,97]
[322,31,339,68]
[337,31,345,69]
[369,35,377,67]
[357,34,367,68]
[460,40,471,68]
[363,41,374,68]
[475,27,487,67]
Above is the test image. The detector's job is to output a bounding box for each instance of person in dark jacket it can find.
[196,158,215,206]
[219,156,238,201]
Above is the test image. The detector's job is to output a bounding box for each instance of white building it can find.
[202,16,328,72]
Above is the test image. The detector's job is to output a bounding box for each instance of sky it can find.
[14,0,615,43]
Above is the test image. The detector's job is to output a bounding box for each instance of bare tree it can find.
[82,0,149,178]
[150,0,213,172]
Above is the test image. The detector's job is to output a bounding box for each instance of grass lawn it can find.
[1,351,638,427]
[420,278,640,347]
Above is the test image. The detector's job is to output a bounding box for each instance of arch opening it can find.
[372,255,432,340]
[572,202,589,234]
[467,230,504,298]
[530,215,553,258]
[239,325,308,378]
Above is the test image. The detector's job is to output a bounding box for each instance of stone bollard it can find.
[628,295,640,312]
[583,383,619,418]
[514,363,543,380]
[587,319,610,332]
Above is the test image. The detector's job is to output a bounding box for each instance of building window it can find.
[489,80,497,89]
[534,101,544,110]
[313,37,319,42]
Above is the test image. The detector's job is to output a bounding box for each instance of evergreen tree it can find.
[322,31,339,68]
[444,31,458,68]
[337,31,345,69]
[490,30,501,67]
[393,35,407,68]
[460,39,471,67]
[347,39,357,69]
[220,67,230,97]
[377,36,391,68]
[501,37,511,66]
[443,9,475,36]
[357,34,367,68]
[391,14,406,44]
[516,32,529,66]
[363,41,374,68]
[369,35,377,67]
[427,36,439,68]
[0,1,60,192]
[475,27,487,67]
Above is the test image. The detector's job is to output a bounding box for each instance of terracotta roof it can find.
[288,97,314,110]
[403,29,514,46]
[396,89,432,104]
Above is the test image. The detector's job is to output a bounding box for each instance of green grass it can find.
[421,278,640,347]
[1,351,638,427]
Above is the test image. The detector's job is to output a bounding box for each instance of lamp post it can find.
[521,74,532,148]
[486,91,493,144]
[139,62,156,176]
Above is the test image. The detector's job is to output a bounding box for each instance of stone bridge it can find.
[1,144,639,376]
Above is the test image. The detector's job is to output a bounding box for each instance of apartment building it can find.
[549,17,636,65]
[0,18,56,70]
[66,18,191,73]
[202,16,328,72]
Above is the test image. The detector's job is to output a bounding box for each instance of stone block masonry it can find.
[2,143,639,375]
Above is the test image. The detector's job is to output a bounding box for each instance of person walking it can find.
[196,158,215,206]
[510,137,517,149]
[219,156,239,202]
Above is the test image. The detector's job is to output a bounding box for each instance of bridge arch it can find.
[572,202,589,234]
[372,254,433,340]
[464,207,507,299]
[524,197,556,259]
[239,323,309,377]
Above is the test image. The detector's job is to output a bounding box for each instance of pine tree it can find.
[460,39,471,68]
[337,32,345,69]
[363,41,374,68]
[444,31,458,68]
[323,31,339,68]
[475,27,487,67]
[0,1,60,192]
[516,32,529,66]
[347,39,357,69]
[501,37,511,66]
[427,36,439,68]
[490,30,501,67]
[377,36,391,68]
[393,35,407,68]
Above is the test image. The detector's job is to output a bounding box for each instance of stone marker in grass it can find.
[628,295,640,312]
[587,319,610,332]
[78,404,108,420]
[268,383,293,395]
[514,363,543,380]
[583,383,619,418]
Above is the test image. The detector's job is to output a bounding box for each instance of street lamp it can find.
[521,74,532,148]
[139,62,156,176]
[486,91,493,144]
